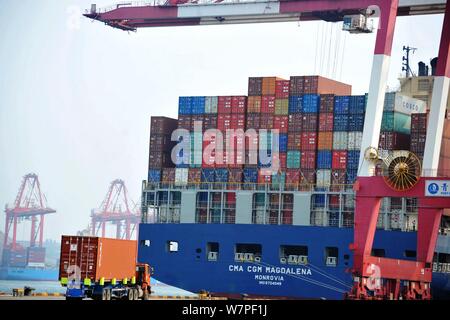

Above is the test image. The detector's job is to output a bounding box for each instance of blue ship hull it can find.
[137,223,450,299]
[0,267,59,281]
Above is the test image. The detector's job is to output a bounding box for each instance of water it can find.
[0,280,196,296]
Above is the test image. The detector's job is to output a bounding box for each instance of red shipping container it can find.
[231,113,246,130]
[260,114,274,129]
[300,169,316,185]
[248,77,263,96]
[378,132,410,150]
[319,94,335,113]
[258,169,272,184]
[218,96,232,114]
[178,115,192,131]
[410,133,427,154]
[188,168,202,185]
[411,113,428,133]
[287,132,302,150]
[300,132,317,151]
[261,96,275,113]
[273,116,289,133]
[279,152,287,169]
[331,169,347,191]
[231,96,247,114]
[301,113,318,132]
[286,169,300,187]
[151,116,178,135]
[204,115,217,131]
[318,113,334,131]
[59,236,137,282]
[332,151,348,169]
[202,139,217,168]
[275,80,290,99]
[217,114,232,131]
[288,114,303,132]
[162,168,176,183]
[329,195,340,209]
[246,113,260,129]
[301,151,316,169]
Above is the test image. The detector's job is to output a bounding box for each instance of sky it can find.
[0,0,445,241]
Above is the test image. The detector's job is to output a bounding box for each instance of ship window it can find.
[417,79,430,91]
[235,244,262,262]
[167,241,179,253]
[140,240,151,247]
[207,242,219,261]
[325,247,338,266]
[371,248,385,257]
[279,245,308,265]
[404,250,416,258]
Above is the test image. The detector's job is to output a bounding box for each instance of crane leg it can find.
[422,1,450,176]
[358,0,399,176]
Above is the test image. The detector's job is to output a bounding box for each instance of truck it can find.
[58,235,151,300]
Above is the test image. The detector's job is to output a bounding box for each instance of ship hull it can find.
[0,267,59,281]
[137,223,450,299]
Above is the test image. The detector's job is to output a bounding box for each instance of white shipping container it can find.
[175,168,189,186]
[333,132,348,150]
[394,94,426,114]
[316,169,331,188]
[347,131,363,150]
[205,96,218,114]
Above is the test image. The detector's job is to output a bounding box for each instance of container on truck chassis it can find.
[58,236,151,300]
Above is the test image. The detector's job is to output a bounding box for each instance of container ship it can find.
[137,74,450,299]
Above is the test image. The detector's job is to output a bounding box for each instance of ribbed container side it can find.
[274,116,289,133]
[318,113,334,131]
[347,131,363,150]
[243,167,258,183]
[317,132,333,150]
[287,151,301,168]
[149,150,174,168]
[246,113,260,130]
[275,98,289,115]
[162,168,176,183]
[346,150,360,169]
[333,132,348,150]
[191,96,206,115]
[278,152,287,169]
[316,169,331,188]
[319,94,334,113]
[218,96,232,114]
[150,134,174,153]
[411,113,428,133]
[378,132,411,150]
[201,168,216,183]
[300,132,318,151]
[332,151,347,169]
[261,96,276,113]
[346,169,358,185]
[333,114,349,131]
[262,77,282,96]
[300,151,316,169]
[381,111,411,134]
[301,94,320,113]
[215,168,229,183]
[333,96,350,114]
[205,96,218,114]
[316,150,332,169]
[188,168,202,185]
[275,80,290,99]
[383,92,396,112]
[175,168,189,186]
[151,116,178,135]
[349,95,366,114]
[228,168,243,187]
[258,169,272,184]
[259,114,274,129]
[178,97,192,115]
[348,114,365,131]
[410,133,427,155]
[231,96,247,114]
[148,169,161,183]
[272,172,286,188]
[203,115,218,130]
[278,134,288,152]
[301,113,318,132]
[286,169,301,185]
[178,115,192,131]
[331,169,346,187]
[288,96,302,113]
[248,96,262,113]
[288,114,303,132]
[300,169,316,184]
[248,77,263,96]
[287,132,302,150]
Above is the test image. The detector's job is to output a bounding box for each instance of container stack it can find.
[148,116,178,184]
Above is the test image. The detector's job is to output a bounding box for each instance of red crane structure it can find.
[91,179,140,240]
[3,173,56,251]
[84,0,450,299]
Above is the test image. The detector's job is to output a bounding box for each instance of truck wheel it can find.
[102,289,108,300]
[143,290,150,300]
[106,289,112,301]
[127,288,134,300]
[133,289,139,300]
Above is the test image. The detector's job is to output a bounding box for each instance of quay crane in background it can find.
[3,173,56,251]
[91,179,140,240]
[84,0,450,299]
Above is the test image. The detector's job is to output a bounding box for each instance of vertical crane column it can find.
[358,0,399,176]
[422,2,450,176]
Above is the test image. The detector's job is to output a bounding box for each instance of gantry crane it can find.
[84,0,450,299]
[91,179,140,240]
[3,173,56,251]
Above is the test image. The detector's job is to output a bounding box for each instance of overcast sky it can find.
[0,0,444,241]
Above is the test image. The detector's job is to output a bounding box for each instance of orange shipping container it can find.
[59,236,137,282]
[262,77,285,96]
[247,96,261,113]
[317,132,333,150]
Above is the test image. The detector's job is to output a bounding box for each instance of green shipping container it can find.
[381,111,411,134]
[287,151,301,169]
[272,172,286,189]
[275,99,289,115]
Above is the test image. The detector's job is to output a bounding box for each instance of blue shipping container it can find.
[148,169,161,183]
[349,95,366,114]
[316,150,332,169]
[243,167,258,183]
[179,97,192,115]
[288,96,302,113]
[334,96,350,114]
[279,134,288,153]
[348,114,365,131]
[333,114,349,131]
[314,194,326,208]
[201,169,215,183]
[301,94,320,113]
[346,169,358,184]
[191,96,206,115]
[215,169,229,183]
[347,150,360,169]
